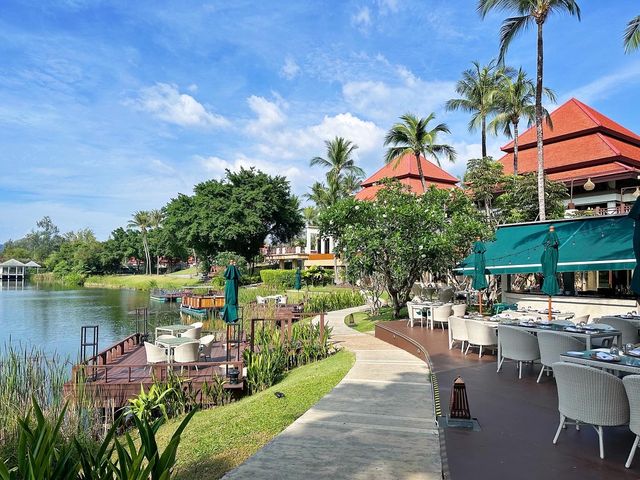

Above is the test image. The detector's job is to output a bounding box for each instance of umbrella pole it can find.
[478,291,482,316]
[548,296,552,321]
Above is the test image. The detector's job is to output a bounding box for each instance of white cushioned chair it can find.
[623,375,640,468]
[432,304,452,330]
[449,316,468,351]
[536,331,585,383]
[465,320,497,358]
[173,341,201,372]
[497,325,540,379]
[451,303,466,317]
[181,326,202,340]
[552,362,629,459]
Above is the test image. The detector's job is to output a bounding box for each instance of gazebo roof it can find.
[25,261,41,268]
[0,259,26,267]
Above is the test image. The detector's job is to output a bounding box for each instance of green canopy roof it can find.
[457,215,635,275]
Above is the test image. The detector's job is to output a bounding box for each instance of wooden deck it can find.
[64,333,245,408]
[376,321,640,480]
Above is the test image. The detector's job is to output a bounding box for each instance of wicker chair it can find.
[190,321,204,329]
[406,302,426,328]
[598,316,640,345]
[536,331,585,383]
[497,326,540,379]
[623,375,640,468]
[181,326,202,340]
[432,304,452,330]
[449,316,468,351]
[144,342,167,371]
[452,303,466,317]
[465,320,498,358]
[199,334,217,360]
[550,319,573,326]
[173,341,201,372]
[552,362,629,459]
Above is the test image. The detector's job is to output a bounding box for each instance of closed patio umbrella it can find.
[472,239,488,315]
[294,267,302,291]
[221,263,241,324]
[628,200,640,296]
[541,226,560,320]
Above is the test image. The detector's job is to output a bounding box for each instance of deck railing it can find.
[81,332,143,367]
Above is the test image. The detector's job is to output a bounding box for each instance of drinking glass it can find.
[610,343,620,355]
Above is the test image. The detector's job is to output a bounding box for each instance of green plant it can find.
[304,290,364,313]
[127,384,174,422]
[259,269,296,289]
[302,266,332,287]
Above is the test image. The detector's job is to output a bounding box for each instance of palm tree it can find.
[445,60,508,157]
[310,137,365,184]
[149,209,165,275]
[340,173,363,196]
[304,181,340,210]
[302,206,317,226]
[489,68,556,175]
[625,16,640,52]
[128,210,151,275]
[478,0,581,221]
[384,113,456,191]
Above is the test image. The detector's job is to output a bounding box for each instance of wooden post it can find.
[250,319,255,353]
[319,312,325,343]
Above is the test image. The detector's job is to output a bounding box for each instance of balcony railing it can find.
[260,246,310,256]
[569,203,632,217]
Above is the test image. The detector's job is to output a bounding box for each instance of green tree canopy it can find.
[319,180,489,317]
[164,167,303,261]
[464,157,505,222]
[496,173,568,223]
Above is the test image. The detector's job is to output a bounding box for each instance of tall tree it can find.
[304,180,341,210]
[625,16,640,52]
[384,113,456,191]
[445,60,507,157]
[149,209,165,275]
[128,210,152,274]
[478,0,581,221]
[310,137,365,184]
[490,67,555,175]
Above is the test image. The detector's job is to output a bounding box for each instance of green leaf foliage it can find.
[259,269,296,289]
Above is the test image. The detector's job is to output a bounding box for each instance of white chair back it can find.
[277,295,287,305]
[173,341,200,364]
[256,296,267,304]
[190,322,204,329]
[623,375,640,467]
[182,326,202,340]
[433,304,452,328]
[598,317,640,345]
[572,314,589,324]
[537,331,585,369]
[144,342,167,364]
[498,326,540,362]
[452,304,466,317]
[466,320,497,347]
[199,334,216,358]
[449,316,468,351]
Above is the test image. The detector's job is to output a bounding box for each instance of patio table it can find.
[155,324,194,337]
[498,320,620,350]
[560,348,640,375]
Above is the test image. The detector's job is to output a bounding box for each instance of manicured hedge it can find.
[259,269,297,288]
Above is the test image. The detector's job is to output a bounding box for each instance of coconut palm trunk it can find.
[481,116,487,158]
[415,152,427,190]
[512,121,519,176]
[535,20,546,221]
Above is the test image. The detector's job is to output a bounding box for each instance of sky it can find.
[1,0,639,241]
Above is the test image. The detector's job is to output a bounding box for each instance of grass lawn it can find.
[155,350,355,479]
[168,266,199,276]
[84,274,203,290]
[345,306,407,333]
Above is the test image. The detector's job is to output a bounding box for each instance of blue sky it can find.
[1,0,639,240]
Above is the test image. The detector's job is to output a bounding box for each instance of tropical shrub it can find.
[304,290,365,313]
[302,266,332,286]
[259,269,296,288]
[127,384,174,422]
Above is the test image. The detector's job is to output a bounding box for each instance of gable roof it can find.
[498,98,640,179]
[0,259,26,267]
[355,152,459,200]
[501,98,640,153]
[25,261,41,268]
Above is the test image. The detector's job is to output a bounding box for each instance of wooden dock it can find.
[64,333,245,408]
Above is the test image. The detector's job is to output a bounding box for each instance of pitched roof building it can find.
[355,152,459,200]
[497,98,640,213]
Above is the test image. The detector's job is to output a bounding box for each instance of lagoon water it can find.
[0,281,181,361]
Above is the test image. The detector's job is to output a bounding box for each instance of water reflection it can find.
[0,283,181,361]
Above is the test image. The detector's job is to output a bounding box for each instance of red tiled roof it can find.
[355,177,457,200]
[501,98,640,152]
[361,152,459,187]
[498,98,640,182]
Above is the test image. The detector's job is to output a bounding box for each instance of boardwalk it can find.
[224,306,441,480]
[376,321,640,480]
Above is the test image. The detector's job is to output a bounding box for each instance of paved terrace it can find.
[376,321,640,480]
[224,306,441,479]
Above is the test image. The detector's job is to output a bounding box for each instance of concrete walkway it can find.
[224,306,441,480]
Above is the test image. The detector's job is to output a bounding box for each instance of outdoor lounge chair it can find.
[497,325,540,379]
[144,342,168,371]
[536,331,585,383]
[432,304,452,330]
[623,375,640,468]
[598,317,640,345]
[181,326,202,340]
[465,320,497,358]
[173,341,201,372]
[449,316,468,351]
[199,334,216,360]
[406,301,426,327]
[552,362,629,459]
[451,303,466,317]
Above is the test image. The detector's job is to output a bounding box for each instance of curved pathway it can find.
[224,306,441,479]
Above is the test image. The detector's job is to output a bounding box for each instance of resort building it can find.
[355,152,459,200]
[498,98,640,214]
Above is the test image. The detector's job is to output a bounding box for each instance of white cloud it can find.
[352,7,372,29]
[246,95,286,134]
[280,56,300,80]
[342,65,456,123]
[198,153,302,180]
[377,0,399,14]
[131,83,229,128]
[561,61,640,104]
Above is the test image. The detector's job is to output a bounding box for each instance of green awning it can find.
[457,215,636,275]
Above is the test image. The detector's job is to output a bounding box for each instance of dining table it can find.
[560,347,640,374]
[155,324,194,337]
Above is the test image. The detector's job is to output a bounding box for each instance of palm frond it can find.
[498,15,533,62]
[625,16,640,53]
